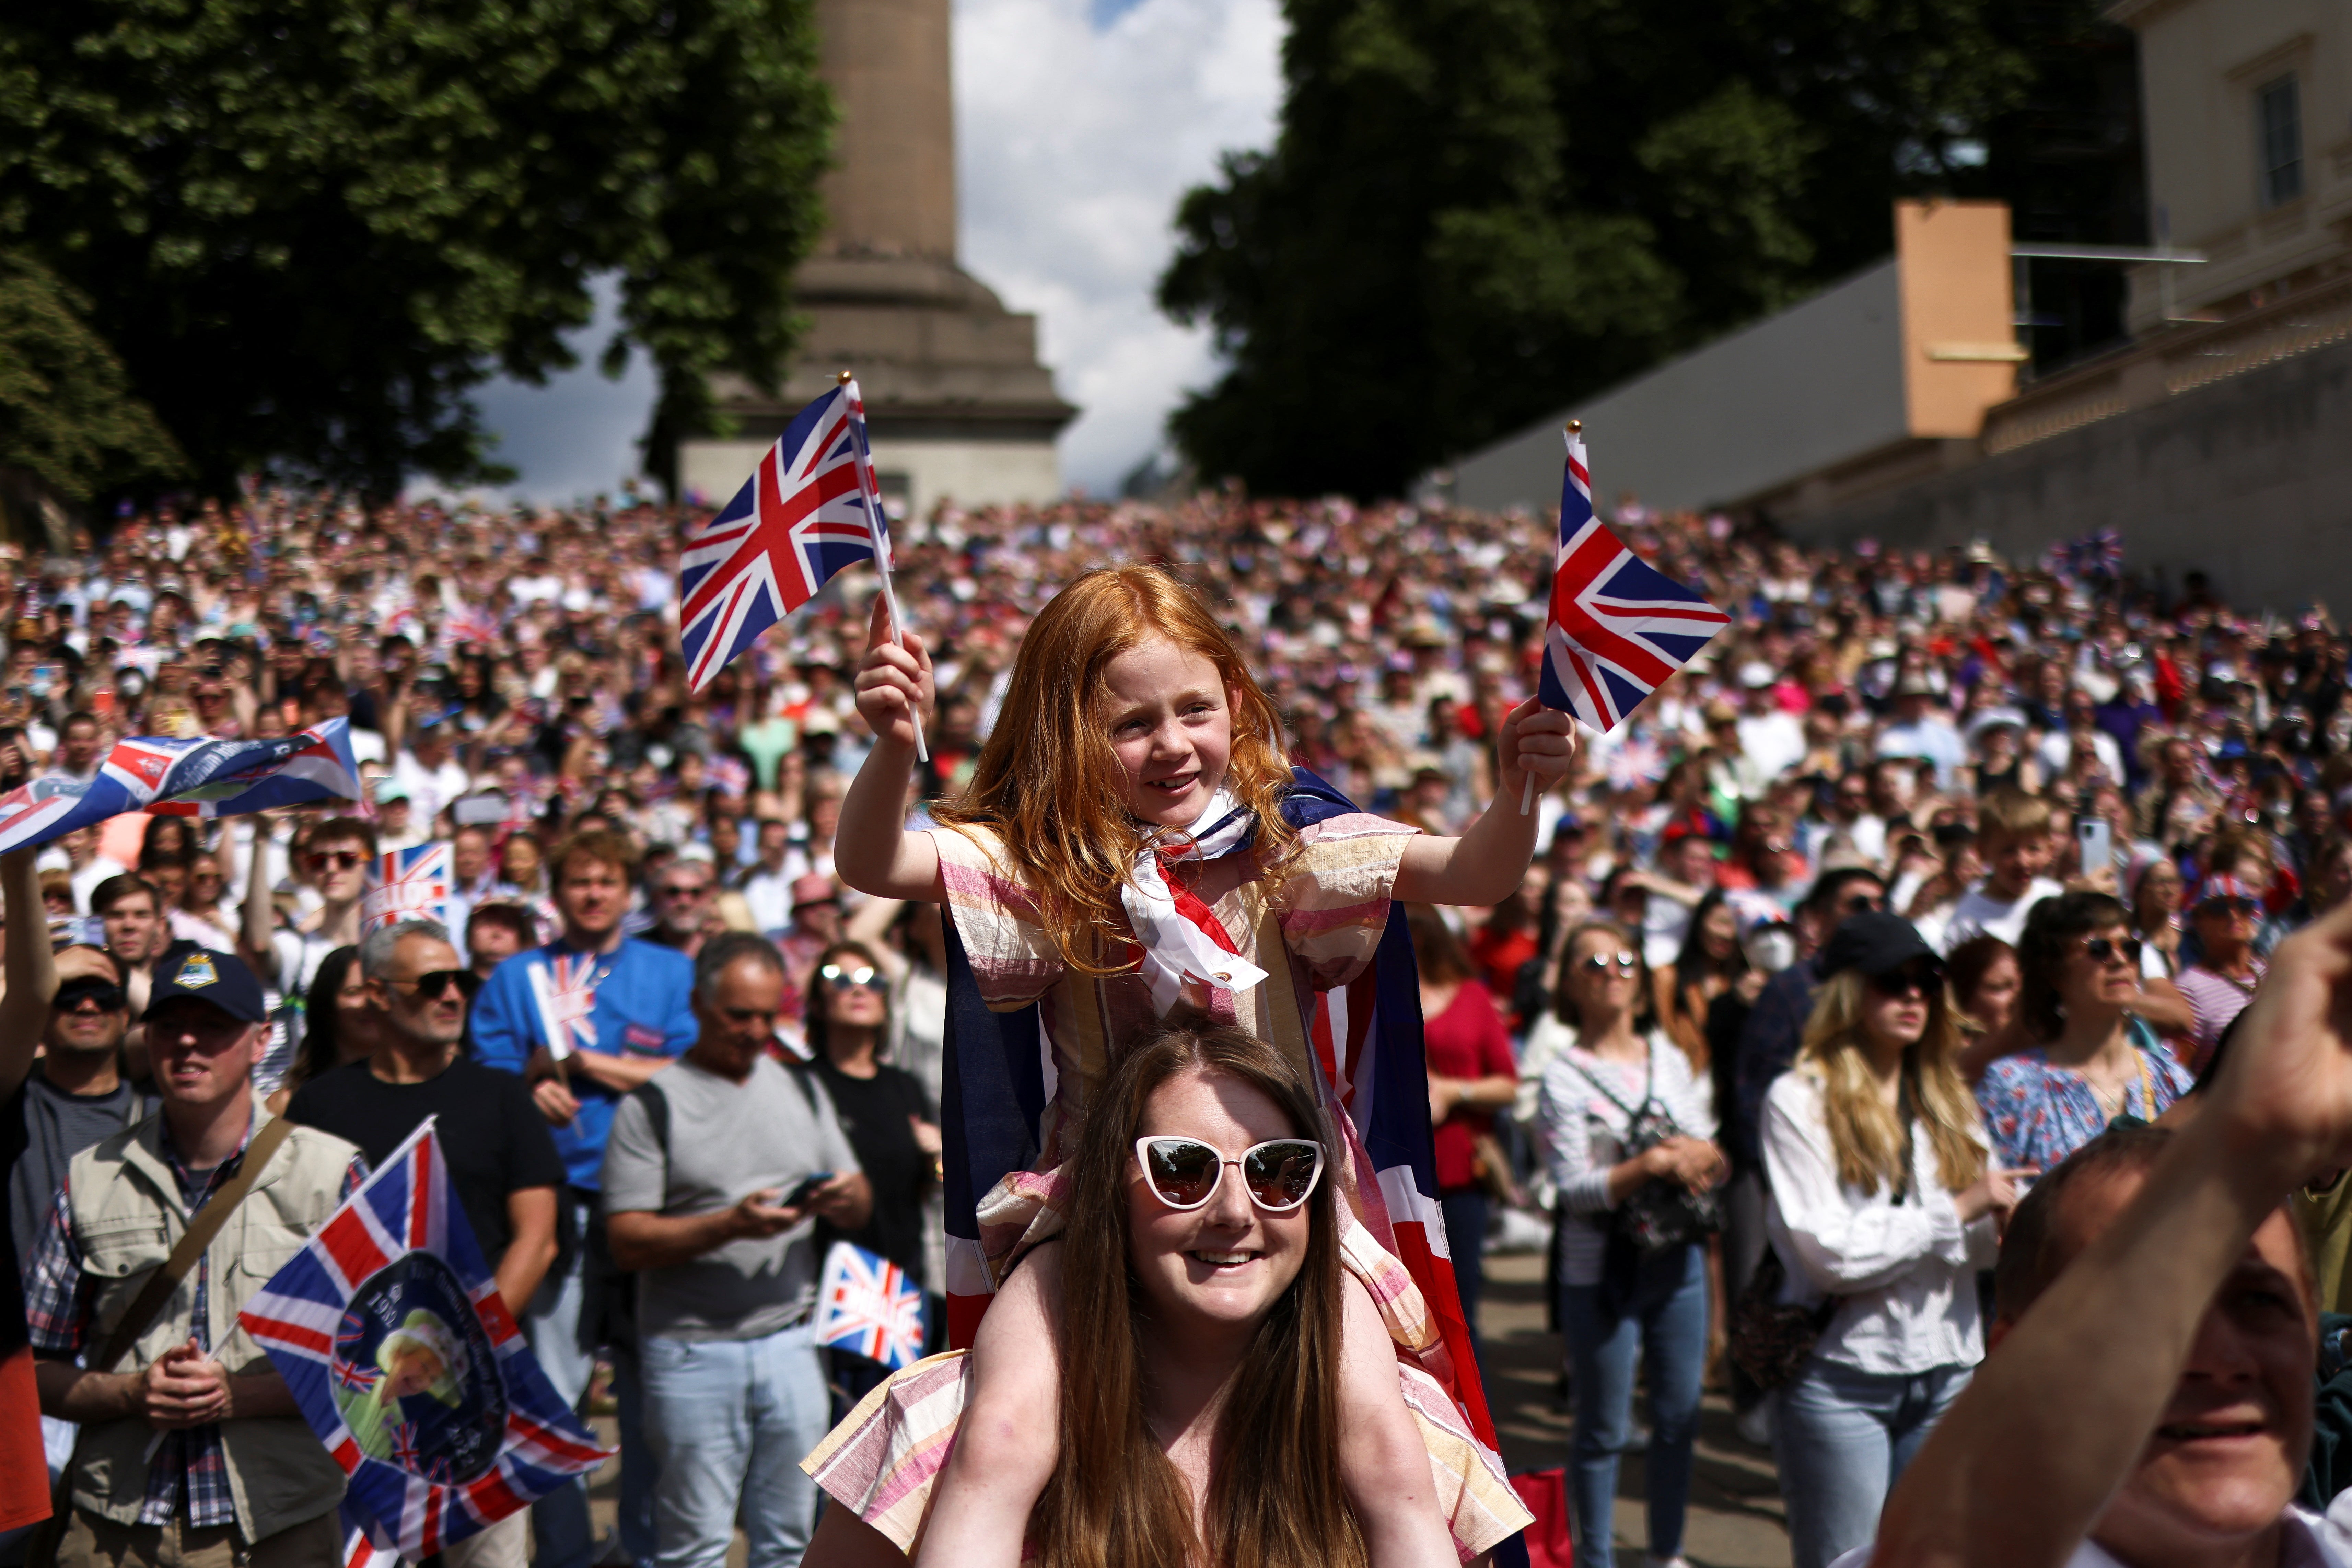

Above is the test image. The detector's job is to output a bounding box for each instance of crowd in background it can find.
[1,483,2348,1568]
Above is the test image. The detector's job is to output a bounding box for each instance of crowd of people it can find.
[0,480,2345,1568]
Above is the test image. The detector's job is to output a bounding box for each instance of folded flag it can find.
[679,378,894,692]
[1535,428,1729,733]
[813,1241,929,1371]
[0,719,360,854]
[528,954,599,1062]
[363,844,452,935]
[240,1118,610,1559]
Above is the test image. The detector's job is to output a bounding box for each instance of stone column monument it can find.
[676,0,1078,519]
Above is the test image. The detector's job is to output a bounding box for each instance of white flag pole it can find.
[841,371,929,763]
[1522,418,1584,816]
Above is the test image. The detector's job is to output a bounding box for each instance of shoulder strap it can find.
[93,1115,298,1373]
[635,1081,669,1158]
[779,1056,821,1117]
[1559,1049,1649,1120]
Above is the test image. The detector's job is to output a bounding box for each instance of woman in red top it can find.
[1408,904,1519,1370]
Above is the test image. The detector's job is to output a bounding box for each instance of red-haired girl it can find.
[825,565,1573,1564]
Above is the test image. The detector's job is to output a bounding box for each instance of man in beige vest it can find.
[26,946,366,1568]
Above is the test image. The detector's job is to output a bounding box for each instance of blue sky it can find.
[447,0,1282,506]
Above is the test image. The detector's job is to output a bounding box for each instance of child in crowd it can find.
[825,564,1574,1562]
[1937,789,2066,953]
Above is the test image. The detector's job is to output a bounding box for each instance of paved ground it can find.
[580,1246,1794,1567]
[1482,1247,1793,1567]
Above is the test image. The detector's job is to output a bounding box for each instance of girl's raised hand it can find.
[1497,698,1578,791]
[854,597,935,750]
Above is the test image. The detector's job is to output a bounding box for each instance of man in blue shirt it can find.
[472,830,695,1568]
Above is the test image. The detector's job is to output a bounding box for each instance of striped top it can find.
[801,1217,1535,1558]
[928,810,1419,1169]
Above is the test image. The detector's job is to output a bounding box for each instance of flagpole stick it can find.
[842,371,929,764]
[1523,418,1585,818]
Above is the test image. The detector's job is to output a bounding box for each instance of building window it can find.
[2258,74,2303,207]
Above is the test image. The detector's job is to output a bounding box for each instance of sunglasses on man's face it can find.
[306,850,365,871]
[53,980,128,1014]
[819,963,881,992]
[1868,959,1945,998]
[388,969,481,1001]
[2079,935,2144,967]
[1134,1136,1326,1213]
[657,882,712,900]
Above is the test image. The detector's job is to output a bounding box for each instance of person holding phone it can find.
[603,933,870,1568]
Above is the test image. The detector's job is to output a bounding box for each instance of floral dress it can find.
[1974,1027,2194,1173]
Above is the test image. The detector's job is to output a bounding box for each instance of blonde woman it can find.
[1760,913,2026,1568]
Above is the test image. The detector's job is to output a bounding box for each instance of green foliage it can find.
[0,0,832,498]
[0,250,185,500]
[1160,0,2073,498]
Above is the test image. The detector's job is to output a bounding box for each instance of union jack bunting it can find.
[239,1119,609,1559]
[0,719,360,854]
[678,379,892,692]
[814,1242,930,1371]
[528,954,600,1061]
[1535,430,1729,733]
[363,844,453,935]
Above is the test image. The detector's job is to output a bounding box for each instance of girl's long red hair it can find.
[931,565,1297,975]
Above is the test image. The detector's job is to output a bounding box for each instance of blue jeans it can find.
[1558,1243,1708,1568]
[640,1324,831,1568]
[1774,1358,1973,1568]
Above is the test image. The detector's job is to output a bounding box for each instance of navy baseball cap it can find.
[149,945,269,1024]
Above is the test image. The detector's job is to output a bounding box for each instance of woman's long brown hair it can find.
[1795,968,1987,1195]
[1030,1025,1366,1568]
[931,566,1299,976]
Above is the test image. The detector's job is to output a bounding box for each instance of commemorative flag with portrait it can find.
[678,376,899,692]
[0,719,360,854]
[240,1119,609,1558]
[1535,427,1730,733]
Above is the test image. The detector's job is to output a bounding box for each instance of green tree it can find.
[0,250,184,501]
[0,0,832,499]
[1159,0,2061,498]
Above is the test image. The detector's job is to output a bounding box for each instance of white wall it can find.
[1450,261,1909,515]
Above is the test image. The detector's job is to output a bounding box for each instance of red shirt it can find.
[1468,926,1537,1022]
[1424,981,1517,1193]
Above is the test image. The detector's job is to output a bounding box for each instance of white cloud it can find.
[955,0,1283,493]
[436,0,1283,504]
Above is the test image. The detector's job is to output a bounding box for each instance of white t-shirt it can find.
[1941,877,2065,952]
[1828,1500,2349,1568]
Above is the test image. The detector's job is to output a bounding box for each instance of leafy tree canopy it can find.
[0,0,832,498]
[0,250,185,503]
[1159,0,2108,498]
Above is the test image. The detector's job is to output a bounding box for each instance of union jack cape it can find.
[239,1119,609,1558]
[677,378,894,692]
[0,719,360,855]
[1535,429,1729,732]
[362,843,452,934]
[936,770,1499,1441]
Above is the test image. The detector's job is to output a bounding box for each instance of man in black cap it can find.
[26,948,366,1568]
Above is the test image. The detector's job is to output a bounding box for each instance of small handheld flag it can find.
[813,1241,930,1371]
[1524,423,1730,811]
[528,954,599,1064]
[678,374,924,756]
[240,1119,610,1558]
[362,843,453,934]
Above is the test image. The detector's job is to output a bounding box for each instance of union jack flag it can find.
[239,1119,609,1560]
[1535,429,1728,732]
[814,1242,929,1371]
[527,953,600,1061]
[332,1357,381,1395]
[677,379,892,692]
[0,720,360,854]
[444,606,501,650]
[363,843,452,935]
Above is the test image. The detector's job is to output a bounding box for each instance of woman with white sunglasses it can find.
[1534,919,1724,1568]
[802,1023,1512,1566]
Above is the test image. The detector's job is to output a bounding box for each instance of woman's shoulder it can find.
[1763,1064,1825,1117]
[1977,1049,2057,1094]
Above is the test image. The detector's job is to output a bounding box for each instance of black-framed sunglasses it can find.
[389,969,481,1000]
[1134,1136,1326,1213]
[2080,935,2144,967]
[819,963,881,992]
[53,979,128,1013]
[1580,952,1640,976]
[1868,959,1945,998]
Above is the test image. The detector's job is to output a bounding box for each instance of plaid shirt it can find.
[25,1113,365,1529]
